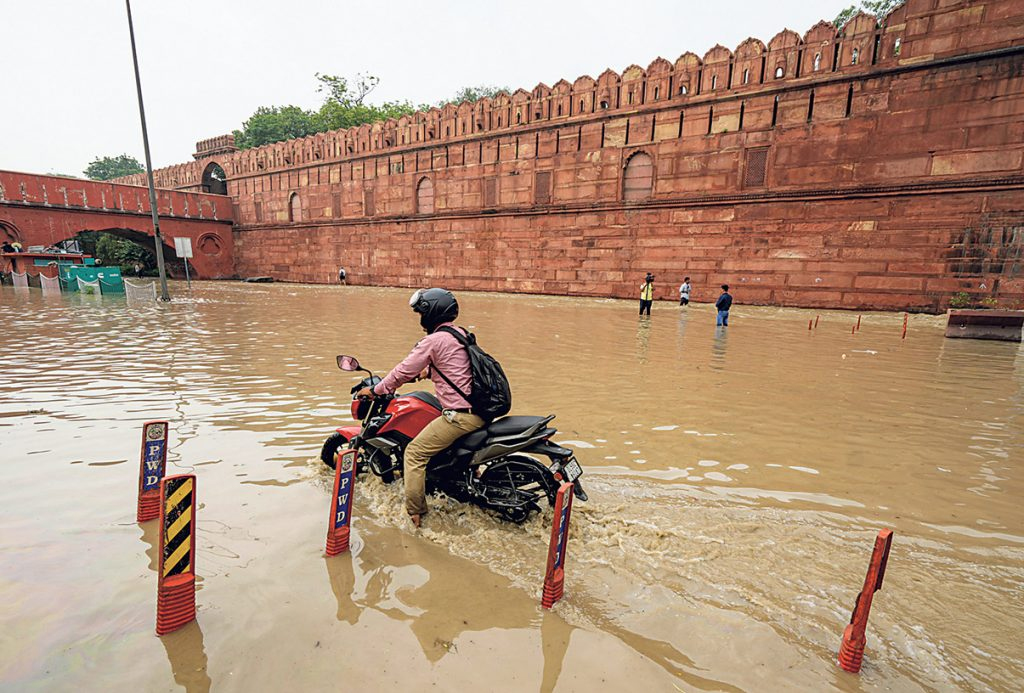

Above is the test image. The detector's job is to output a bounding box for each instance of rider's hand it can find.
[416,367,429,382]
[356,387,376,399]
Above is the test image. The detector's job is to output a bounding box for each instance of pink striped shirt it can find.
[373,322,472,410]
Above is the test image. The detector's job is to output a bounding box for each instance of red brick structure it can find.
[119,0,1024,311]
[0,171,234,279]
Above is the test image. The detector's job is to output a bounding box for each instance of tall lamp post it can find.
[125,0,170,301]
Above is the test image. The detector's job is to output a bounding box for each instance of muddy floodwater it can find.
[1,282,1022,692]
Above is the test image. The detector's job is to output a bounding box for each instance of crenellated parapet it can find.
[117,0,1023,193]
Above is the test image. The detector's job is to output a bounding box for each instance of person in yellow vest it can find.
[639,273,654,316]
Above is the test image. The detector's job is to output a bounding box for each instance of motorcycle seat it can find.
[486,415,550,437]
[455,428,489,452]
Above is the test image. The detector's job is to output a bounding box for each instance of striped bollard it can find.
[156,474,198,636]
[541,482,574,609]
[326,449,357,556]
[838,529,894,673]
[137,421,168,522]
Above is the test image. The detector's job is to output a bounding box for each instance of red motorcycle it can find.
[320,355,587,523]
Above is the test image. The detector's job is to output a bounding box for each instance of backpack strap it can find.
[433,326,471,403]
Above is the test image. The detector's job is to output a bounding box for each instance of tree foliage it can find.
[76,231,156,275]
[834,0,902,28]
[83,154,144,181]
[232,73,418,150]
[438,85,510,107]
[232,75,521,149]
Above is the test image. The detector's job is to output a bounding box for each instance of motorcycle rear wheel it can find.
[477,454,559,523]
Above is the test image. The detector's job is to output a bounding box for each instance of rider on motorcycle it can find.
[356,288,485,527]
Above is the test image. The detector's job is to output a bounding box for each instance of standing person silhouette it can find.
[639,273,654,316]
[716,284,733,326]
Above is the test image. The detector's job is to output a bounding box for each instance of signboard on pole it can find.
[326,449,357,556]
[137,421,168,522]
[173,237,193,258]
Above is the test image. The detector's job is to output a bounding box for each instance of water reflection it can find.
[539,611,573,693]
[710,325,728,371]
[325,527,536,664]
[159,621,211,693]
[138,521,160,573]
[636,317,651,363]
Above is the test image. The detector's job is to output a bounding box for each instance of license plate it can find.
[562,458,583,483]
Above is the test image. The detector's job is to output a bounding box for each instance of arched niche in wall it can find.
[622,151,654,201]
[416,177,434,215]
[289,192,302,222]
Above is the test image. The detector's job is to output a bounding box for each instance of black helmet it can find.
[409,288,459,332]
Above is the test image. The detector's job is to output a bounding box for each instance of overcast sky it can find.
[2,1,853,177]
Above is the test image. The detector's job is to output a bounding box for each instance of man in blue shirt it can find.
[715,284,733,326]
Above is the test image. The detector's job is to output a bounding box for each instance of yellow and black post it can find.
[156,474,197,635]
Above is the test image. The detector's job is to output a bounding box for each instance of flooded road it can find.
[1,281,1021,692]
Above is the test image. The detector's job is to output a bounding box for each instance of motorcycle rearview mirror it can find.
[337,355,361,372]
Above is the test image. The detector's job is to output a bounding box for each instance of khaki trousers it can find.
[403,411,485,516]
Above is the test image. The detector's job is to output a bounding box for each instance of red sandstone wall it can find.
[121,0,1024,311]
[233,188,1023,312]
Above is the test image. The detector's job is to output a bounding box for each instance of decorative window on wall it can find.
[289,192,301,222]
[622,151,654,201]
[416,177,434,214]
[534,171,552,205]
[743,148,769,188]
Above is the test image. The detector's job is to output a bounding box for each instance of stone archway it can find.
[201,162,228,196]
[65,227,182,277]
[0,219,22,244]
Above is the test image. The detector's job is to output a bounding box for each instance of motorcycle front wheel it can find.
[477,454,559,523]
[320,433,349,469]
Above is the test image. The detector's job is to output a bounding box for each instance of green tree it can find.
[83,154,144,181]
[232,73,418,150]
[314,73,417,131]
[439,85,510,107]
[834,0,902,28]
[75,231,156,276]
[232,105,320,150]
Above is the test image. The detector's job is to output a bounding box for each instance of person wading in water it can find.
[356,288,485,527]
[639,273,655,316]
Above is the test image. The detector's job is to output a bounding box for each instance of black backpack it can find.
[434,326,512,421]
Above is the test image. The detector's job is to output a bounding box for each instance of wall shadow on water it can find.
[159,621,212,693]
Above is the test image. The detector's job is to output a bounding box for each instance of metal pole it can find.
[125,0,170,302]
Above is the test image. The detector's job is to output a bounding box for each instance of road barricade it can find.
[541,482,575,609]
[326,449,357,556]
[157,474,198,636]
[838,529,894,673]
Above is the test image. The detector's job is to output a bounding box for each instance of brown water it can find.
[1,282,1021,692]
